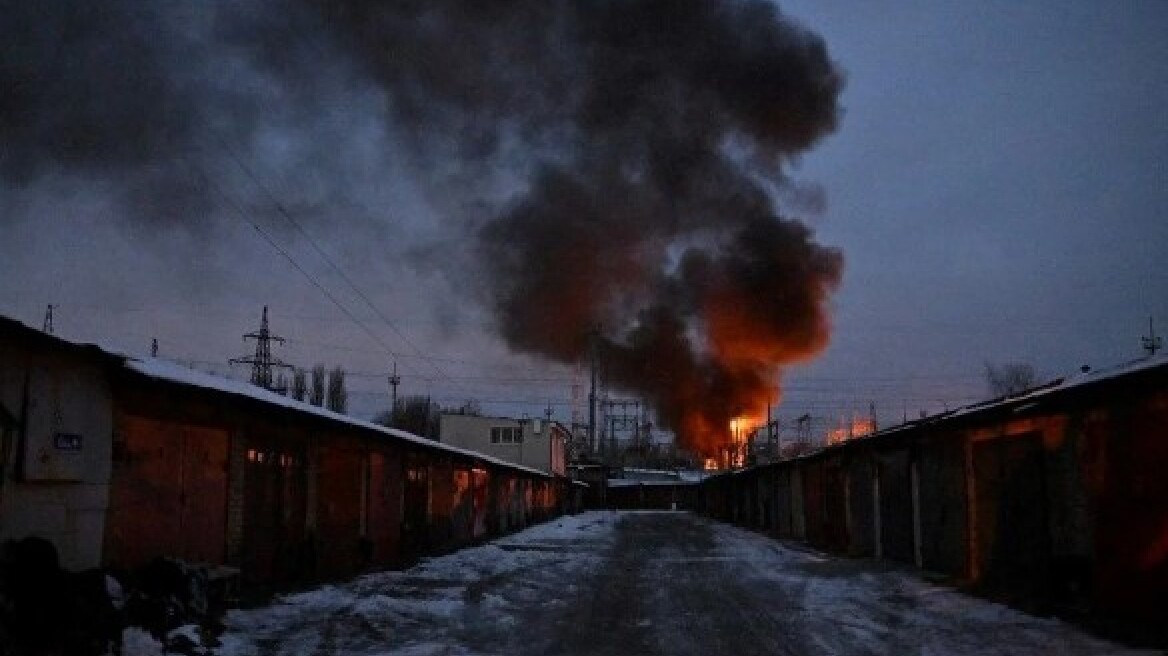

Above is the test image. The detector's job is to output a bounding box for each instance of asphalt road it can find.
[217,512,1152,656]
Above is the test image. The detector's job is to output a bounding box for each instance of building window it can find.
[492,426,523,444]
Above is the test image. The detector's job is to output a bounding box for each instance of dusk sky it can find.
[2,1,1165,442]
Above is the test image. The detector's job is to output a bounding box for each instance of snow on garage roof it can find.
[123,356,554,479]
[1,313,554,477]
[945,352,1168,421]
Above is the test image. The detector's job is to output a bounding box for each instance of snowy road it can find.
[216,512,1153,656]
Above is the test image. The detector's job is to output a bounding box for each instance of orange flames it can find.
[699,415,764,470]
[494,193,841,464]
[667,269,834,459]
[826,415,877,445]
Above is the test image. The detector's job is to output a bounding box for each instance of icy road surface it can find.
[216,511,1152,656]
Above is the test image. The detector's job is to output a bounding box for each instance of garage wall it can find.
[0,343,113,571]
[105,414,228,571]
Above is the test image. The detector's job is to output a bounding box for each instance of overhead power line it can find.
[186,160,424,380]
[248,222,409,362]
[217,142,458,386]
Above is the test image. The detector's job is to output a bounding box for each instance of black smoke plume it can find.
[1,0,845,455]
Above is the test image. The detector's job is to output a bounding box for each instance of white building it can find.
[438,413,567,476]
[0,317,117,570]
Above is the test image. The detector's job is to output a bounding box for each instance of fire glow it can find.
[826,416,877,445]
[472,1,844,461]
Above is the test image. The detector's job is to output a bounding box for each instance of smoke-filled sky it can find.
[2,1,1165,449]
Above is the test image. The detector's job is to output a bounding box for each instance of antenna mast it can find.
[1142,316,1162,356]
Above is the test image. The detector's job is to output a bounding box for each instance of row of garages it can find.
[0,316,582,587]
[696,356,1168,627]
[604,480,697,510]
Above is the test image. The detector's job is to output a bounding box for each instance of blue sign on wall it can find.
[53,432,83,451]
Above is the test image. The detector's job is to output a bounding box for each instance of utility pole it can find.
[229,306,294,393]
[570,362,582,428]
[545,404,554,422]
[796,413,811,444]
[632,401,641,447]
[766,404,780,461]
[1142,316,1162,356]
[151,338,159,357]
[42,304,54,334]
[388,361,401,413]
[588,328,599,456]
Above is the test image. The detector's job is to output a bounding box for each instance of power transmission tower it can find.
[388,361,401,413]
[603,398,643,465]
[151,338,159,357]
[1142,316,1162,356]
[42,304,54,334]
[230,306,294,393]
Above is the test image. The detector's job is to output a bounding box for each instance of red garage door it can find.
[368,450,403,567]
[106,415,228,569]
[972,433,1048,593]
[241,436,307,583]
[316,442,364,579]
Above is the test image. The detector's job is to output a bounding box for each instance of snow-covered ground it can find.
[214,513,620,656]
[206,512,1155,656]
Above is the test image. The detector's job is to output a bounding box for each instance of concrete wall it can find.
[0,338,112,570]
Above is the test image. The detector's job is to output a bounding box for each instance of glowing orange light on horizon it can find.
[723,414,765,469]
[826,415,877,445]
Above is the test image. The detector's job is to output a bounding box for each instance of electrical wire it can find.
[186,161,428,380]
[217,142,459,386]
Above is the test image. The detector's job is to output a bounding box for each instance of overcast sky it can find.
[2,1,1165,438]
[774,1,1168,427]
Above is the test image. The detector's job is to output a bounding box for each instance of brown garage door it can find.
[241,436,307,583]
[973,433,1048,593]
